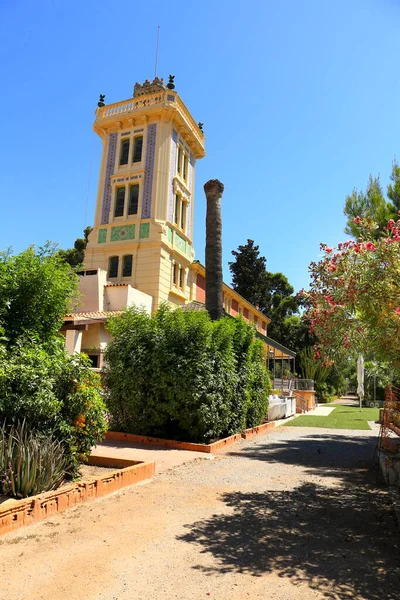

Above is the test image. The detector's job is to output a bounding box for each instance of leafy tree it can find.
[229,240,309,353]
[344,161,400,239]
[58,226,93,268]
[0,243,79,346]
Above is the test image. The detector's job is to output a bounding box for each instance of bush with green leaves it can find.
[0,339,108,474]
[0,243,108,479]
[0,421,70,498]
[0,243,79,345]
[103,306,271,442]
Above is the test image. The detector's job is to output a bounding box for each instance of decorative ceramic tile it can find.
[139,223,150,238]
[169,130,178,222]
[98,229,107,243]
[142,124,157,219]
[111,225,135,242]
[121,131,130,136]
[167,94,175,102]
[134,129,144,133]
[101,133,118,224]
[175,233,186,254]
[167,226,173,244]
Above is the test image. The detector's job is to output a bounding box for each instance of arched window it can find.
[108,256,119,278]
[122,255,133,277]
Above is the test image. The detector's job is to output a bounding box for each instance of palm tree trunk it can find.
[204,179,224,320]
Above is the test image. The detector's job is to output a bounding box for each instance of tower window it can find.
[122,255,133,277]
[108,256,119,278]
[174,194,180,225]
[179,266,184,289]
[183,153,188,181]
[177,146,182,174]
[173,262,178,286]
[119,139,130,165]
[128,185,139,215]
[114,187,125,217]
[180,201,186,231]
[132,136,143,163]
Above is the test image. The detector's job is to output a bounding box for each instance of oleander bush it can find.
[103,305,271,442]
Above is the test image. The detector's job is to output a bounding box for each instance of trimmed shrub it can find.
[103,306,270,442]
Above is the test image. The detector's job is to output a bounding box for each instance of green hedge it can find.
[103,306,271,442]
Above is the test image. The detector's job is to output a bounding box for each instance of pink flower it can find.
[325,247,333,253]
[388,219,395,229]
[326,295,335,306]
[353,216,362,225]
[365,241,375,251]
[396,308,400,315]
[328,264,337,272]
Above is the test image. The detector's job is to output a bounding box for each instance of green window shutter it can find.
[122,255,133,277]
[119,139,130,165]
[108,256,119,278]
[132,136,143,163]
[128,185,139,215]
[114,187,125,217]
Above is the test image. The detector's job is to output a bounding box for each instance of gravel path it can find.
[0,425,399,600]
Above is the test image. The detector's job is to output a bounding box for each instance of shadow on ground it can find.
[179,432,400,599]
[228,433,378,485]
[179,482,400,599]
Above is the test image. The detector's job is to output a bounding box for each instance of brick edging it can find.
[105,422,277,453]
[0,460,155,537]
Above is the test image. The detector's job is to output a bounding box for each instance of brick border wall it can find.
[105,423,277,453]
[105,431,245,453]
[0,460,155,537]
[241,422,276,440]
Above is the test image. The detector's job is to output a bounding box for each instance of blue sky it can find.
[1,0,400,293]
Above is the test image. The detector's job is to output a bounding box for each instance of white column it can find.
[65,329,83,355]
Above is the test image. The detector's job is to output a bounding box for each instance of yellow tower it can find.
[84,77,205,308]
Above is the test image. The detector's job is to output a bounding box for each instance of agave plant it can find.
[0,421,70,499]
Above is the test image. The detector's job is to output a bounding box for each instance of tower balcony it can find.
[94,89,205,159]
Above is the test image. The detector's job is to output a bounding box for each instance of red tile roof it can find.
[64,310,122,320]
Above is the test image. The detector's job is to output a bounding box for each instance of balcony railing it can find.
[96,92,166,120]
[273,378,314,392]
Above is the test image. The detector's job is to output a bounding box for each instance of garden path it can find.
[0,424,399,600]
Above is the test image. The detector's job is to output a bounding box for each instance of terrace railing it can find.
[273,378,314,392]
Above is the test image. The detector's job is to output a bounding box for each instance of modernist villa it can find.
[62,77,295,375]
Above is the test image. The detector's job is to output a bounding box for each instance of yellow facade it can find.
[73,77,295,365]
[84,78,205,310]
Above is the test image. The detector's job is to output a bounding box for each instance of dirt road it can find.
[1,425,399,600]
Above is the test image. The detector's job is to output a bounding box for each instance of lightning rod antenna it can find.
[154,25,160,78]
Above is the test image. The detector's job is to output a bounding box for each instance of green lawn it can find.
[285,405,379,430]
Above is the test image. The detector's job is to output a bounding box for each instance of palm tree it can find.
[204,179,224,320]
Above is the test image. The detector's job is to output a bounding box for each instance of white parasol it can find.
[357,354,364,411]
